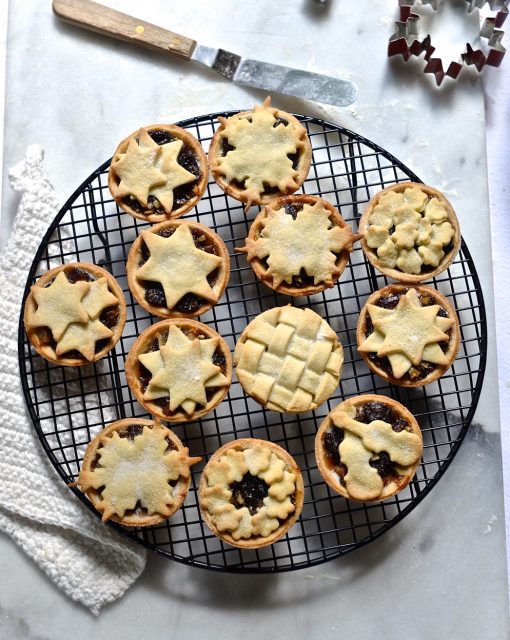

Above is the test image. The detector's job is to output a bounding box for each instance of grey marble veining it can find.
[1,0,508,636]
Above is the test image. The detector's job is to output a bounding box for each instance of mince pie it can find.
[199,438,304,548]
[315,395,422,502]
[127,220,230,318]
[24,262,126,366]
[357,284,460,386]
[237,194,360,296]
[234,306,343,413]
[125,319,232,422]
[208,97,312,210]
[71,418,201,526]
[359,182,460,282]
[108,124,208,223]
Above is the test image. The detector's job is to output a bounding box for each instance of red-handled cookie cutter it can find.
[388,0,508,85]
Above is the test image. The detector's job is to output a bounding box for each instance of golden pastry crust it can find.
[126,220,230,318]
[359,182,460,283]
[356,284,460,387]
[315,395,423,502]
[72,418,201,526]
[125,318,232,422]
[199,438,304,548]
[108,124,208,223]
[234,306,343,413]
[24,262,126,366]
[237,195,360,296]
[208,97,312,210]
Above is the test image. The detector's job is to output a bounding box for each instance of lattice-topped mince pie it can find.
[71,418,201,526]
[234,306,343,413]
[359,182,460,282]
[127,220,230,318]
[315,395,423,502]
[126,319,232,422]
[108,124,208,223]
[199,438,304,548]
[357,284,460,387]
[237,194,360,296]
[24,263,126,366]
[208,97,312,210]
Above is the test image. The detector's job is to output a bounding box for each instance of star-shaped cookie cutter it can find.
[388,0,508,85]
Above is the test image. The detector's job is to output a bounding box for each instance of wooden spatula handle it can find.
[52,0,196,60]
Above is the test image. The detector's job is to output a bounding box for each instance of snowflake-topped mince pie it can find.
[208,97,312,210]
[315,395,423,502]
[234,306,343,413]
[237,194,360,296]
[359,182,460,282]
[199,438,304,548]
[126,319,232,422]
[24,262,126,366]
[71,418,201,526]
[357,284,460,387]
[108,124,208,223]
[127,220,230,318]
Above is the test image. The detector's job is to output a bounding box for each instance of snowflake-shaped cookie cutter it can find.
[388,0,508,85]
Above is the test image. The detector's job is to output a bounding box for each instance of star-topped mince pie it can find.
[126,319,232,422]
[359,182,460,282]
[108,124,208,223]
[234,306,343,413]
[208,97,312,210]
[237,195,360,296]
[199,438,304,548]
[357,284,460,387]
[24,263,126,366]
[71,418,201,526]
[127,220,230,318]
[315,395,423,502]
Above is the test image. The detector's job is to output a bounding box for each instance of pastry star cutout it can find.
[29,272,89,341]
[136,225,222,308]
[82,277,120,319]
[150,139,197,212]
[359,288,454,378]
[239,202,357,286]
[111,129,166,206]
[78,426,201,521]
[55,318,113,361]
[139,325,228,415]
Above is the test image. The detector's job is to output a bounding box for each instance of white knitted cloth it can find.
[0,146,146,615]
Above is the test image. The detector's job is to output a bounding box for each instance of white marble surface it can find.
[1,0,508,636]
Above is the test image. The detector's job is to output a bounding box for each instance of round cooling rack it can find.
[18,112,487,572]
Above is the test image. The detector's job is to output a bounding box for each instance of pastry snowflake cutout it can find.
[364,185,455,275]
[78,425,201,522]
[201,443,297,540]
[139,325,228,415]
[238,201,357,287]
[330,410,422,501]
[358,288,454,378]
[136,225,223,308]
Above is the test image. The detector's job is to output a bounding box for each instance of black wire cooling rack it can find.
[18,112,487,572]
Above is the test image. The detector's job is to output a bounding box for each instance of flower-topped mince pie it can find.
[357,284,460,387]
[208,97,312,210]
[24,263,126,366]
[359,182,460,282]
[126,319,232,422]
[234,306,343,413]
[199,438,304,548]
[315,395,423,502]
[108,124,208,223]
[127,220,230,318]
[71,418,201,526]
[237,195,360,296]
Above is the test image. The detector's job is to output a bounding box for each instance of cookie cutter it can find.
[388,0,508,85]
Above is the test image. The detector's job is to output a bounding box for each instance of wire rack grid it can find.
[18,112,487,572]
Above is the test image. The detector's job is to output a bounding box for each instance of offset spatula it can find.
[52,0,358,107]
